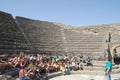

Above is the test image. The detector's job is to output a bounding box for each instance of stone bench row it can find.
[48,69,120,79]
[66,31,104,35]
[26,30,62,34]
[0,37,27,41]
[0,41,29,46]
[66,38,104,41]
[0,31,25,35]
[65,34,105,37]
[67,47,102,50]
[26,32,104,38]
[0,49,30,53]
[0,45,28,49]
[28,38,104,43]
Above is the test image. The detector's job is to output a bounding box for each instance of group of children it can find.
[0,52,93,80]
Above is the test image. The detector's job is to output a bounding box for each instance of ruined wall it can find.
[110,32,120,57]
[78,24,120,57]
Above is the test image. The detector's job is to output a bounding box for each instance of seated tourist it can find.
[86,55,93,67]
[46,61,54,73]
[65,64,71,74]
[60,63,66,75]
[26,61,37,79]
[9,54,18,66]
[54,55,60,62]
[19,66,26,78]
[52,62,60,72]
[0,55,11,73]
[70,56,79,71]
[0,62,6,73]
[79,54,84,70]
[71,61,79,71]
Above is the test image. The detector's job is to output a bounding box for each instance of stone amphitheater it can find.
[0,11,120,80]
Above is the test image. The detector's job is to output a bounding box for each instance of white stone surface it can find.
[50,74,120,80]
[50,74,103,80]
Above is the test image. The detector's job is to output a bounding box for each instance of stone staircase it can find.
[0,11,30,53]
[16,17,64,52]
[64,29,107,54]
[15,16,108,56]
[48,60,120,79]
[74,60,120,75]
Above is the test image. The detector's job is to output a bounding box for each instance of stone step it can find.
[3,68,19,77]
[82,62,119,68]
[47,71,104,78]
[71,69,120,75]
[93,60,106,63]
[68,49,101,51]
[0,75,12,80]
[15,68,120,80]
[83,66,104,71]
[67,35,105,37]
[83,65,119,71]
[71,70,104,75]
[112,68,120,74]
[93,63,112,67]
[68,46,102,48]
[48,68,120,79]
[48,72,63,79]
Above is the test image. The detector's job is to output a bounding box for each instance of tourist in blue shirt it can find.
[105,57,112,80]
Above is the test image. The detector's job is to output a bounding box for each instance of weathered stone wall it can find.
[0,11,30,53]
[77,23,120,57]
[1,11,120,58]
[16,17,108,58]
[16,17,64,53]
[110,32,120,56]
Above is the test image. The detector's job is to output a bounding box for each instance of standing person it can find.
[105,57,112,80]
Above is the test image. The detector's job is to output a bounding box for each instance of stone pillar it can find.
[111,48,114,63]
[107,43,114,63]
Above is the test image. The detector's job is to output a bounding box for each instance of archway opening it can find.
[114,47,120,64]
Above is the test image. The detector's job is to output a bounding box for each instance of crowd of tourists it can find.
[0,52,93,80]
